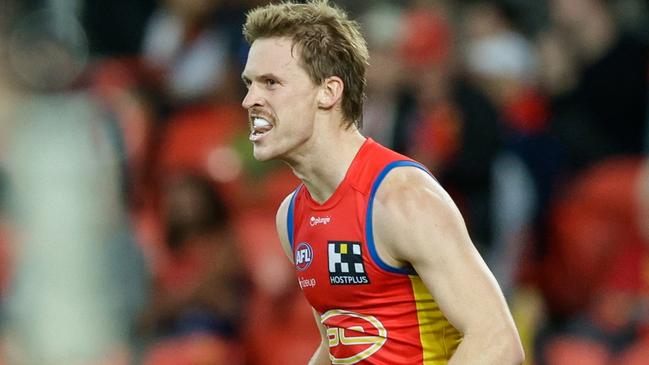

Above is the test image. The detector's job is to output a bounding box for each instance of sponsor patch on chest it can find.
[328,241,370,285]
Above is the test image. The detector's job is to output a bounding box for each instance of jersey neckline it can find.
[301,137,374,211]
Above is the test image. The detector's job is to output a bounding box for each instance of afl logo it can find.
[321,309,387,364]
[295,242,313,271]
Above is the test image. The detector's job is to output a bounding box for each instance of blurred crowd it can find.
[0,0,648,364]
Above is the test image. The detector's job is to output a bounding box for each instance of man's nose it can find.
[242,85,262,109]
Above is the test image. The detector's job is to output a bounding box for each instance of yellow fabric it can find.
[410,275,463,364]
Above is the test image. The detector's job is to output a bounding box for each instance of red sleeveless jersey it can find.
[287,138,462,365]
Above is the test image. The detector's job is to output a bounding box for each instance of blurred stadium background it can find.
[0,0,648,364]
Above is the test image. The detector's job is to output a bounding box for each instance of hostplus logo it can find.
[328,241,370,285]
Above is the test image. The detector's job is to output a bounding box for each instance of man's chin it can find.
[252,148,275,162]
[253,155,273,162]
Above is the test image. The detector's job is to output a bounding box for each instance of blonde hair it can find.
[243,0,369,128]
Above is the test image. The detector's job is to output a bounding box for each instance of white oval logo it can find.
[295,242,313,271]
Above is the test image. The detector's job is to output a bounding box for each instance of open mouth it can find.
[250,117,273,141]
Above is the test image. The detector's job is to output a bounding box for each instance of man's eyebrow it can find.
[242,73,282,83]
[259,73,279,80]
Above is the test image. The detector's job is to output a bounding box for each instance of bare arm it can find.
[372,167,524,365]
[275,194,294,261]
[276,194,331,365]
[307,308,331,365]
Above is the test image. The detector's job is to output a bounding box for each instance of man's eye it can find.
[266,79,277,87]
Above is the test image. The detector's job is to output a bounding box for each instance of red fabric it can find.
[290,139,460,364]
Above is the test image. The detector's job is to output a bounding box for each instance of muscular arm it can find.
[372,168,524,365]
[276,194,331,365]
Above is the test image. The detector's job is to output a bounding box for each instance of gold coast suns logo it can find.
[321,309,387,364]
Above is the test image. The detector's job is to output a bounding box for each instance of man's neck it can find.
[287,127,366,204]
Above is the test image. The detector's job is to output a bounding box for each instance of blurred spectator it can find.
[3,92,145,365]
[3,1,649,364]
[394,1,502,252]
[541,0,649,170]
[141,0,246,107]
[462,0,546,135]
[138,173,248,365]
[0,0,19,158]
[89,57,159,212]
[0,0,15,342]
[459,0,557,291]
[536,157,649,364]
[0,3,147,364]
[5,7,88,93]
[91,0,252,244]
[527,5,649,361]
[360,2,404,148]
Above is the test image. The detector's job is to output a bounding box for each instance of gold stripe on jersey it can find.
[409,275,463,364]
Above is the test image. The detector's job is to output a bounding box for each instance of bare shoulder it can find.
[276,192,295,262]
[374,166,460,221]
[372,165,468,264]
[276,192,293,231]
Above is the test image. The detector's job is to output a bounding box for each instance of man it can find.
[240,1,524,364]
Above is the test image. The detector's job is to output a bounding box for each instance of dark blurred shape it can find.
[7,8,88,92]
[82,0,156,56]
[360,2,403,147]
[543,0,649,170]
[163,173,230,253]
[460,0,559,266]
[536,157,649,364]
[138,172,248,365]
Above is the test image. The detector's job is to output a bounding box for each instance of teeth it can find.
[253,117,271,128]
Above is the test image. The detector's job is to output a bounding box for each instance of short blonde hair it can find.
[243,0,369,128]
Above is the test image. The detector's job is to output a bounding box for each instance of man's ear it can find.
[318,76,344,109]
